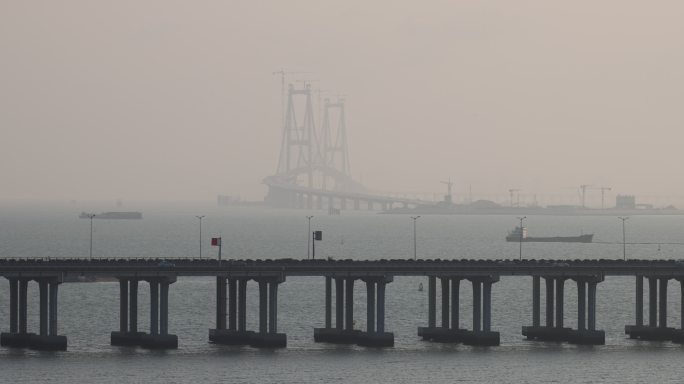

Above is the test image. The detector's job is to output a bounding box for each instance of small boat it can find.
[79,211,143,219]
[505,226,593,243]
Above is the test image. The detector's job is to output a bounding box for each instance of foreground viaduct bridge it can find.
[1,258,684,350]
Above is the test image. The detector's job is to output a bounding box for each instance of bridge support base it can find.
[417,327,470,343]
[28,334,67,351]
[462,331,500,346]
[357,332,394,347]
[140,333,178,349]
[625,325,675,341]
[209,329,253,345]
[250,332,287,348]
[522,326,573,342]
[110,331,146,346]
[313,328,361,344]
[0,332,34,348]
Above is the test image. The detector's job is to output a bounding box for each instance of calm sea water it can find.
[1,202,684,383]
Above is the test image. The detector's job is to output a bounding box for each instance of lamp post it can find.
[195,215,205,259]
[618,216,629,260]
[306,216,314,259]
[517,216,526,260]
[411,216,420,260]
[88,214,96,260]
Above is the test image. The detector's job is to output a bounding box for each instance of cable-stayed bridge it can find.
[263,83,427,210]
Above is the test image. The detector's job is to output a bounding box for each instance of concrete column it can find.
[39,280,48,336]
[450,278,460,330]
[483,280,492,332]
[119,279,128,333]
[325,276,332,328]
[588,281,597,331]
[679,280,684,329]
[341,198,347,210]
[49,283,58,336]
[428,276,436,328]
[238,279,247,332]
[258,280,268,334]
[577,280,586,330]
[216,277,227,329]
[268,282,278,333]
[366,280,376,333]
[335,278,344,329]
[377,281,386,333]
[19,279,28,334]
[659,278,668,328]
[635,275,643,327]
[228,279,237,331]
[472,280,482,332]
[545,277,554,327]
[160,282,169,336]
[441,277,450,328]
[681,279,684,330]
[129,280,138,333]
[532,276,540,327]
[345,278,354,331]
[648,277,657,327]
[328,196,334,210]
[150,281,159,335]
[9,278,18,333]
[353,199,360,210]
[555,278,565,329]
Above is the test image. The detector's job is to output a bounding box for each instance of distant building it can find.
[616,195,636,209]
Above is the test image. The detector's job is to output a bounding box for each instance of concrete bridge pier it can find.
[671,278,684,342]
[419,276,499,346]
[139,277,177,349]
[1,278,35,348]
[209,277,255,345]
[28,278,67,350]
[250,277,286,348]
[523,276,604,344]
[111,278,147,346]
[2,277,66,350]
[463,276,500,346]
[418,277,468,343]
[357,276,394,347]
[626,276,676,340]
[314,277,362,344]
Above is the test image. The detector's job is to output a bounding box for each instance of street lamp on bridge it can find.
[618,216,629,260]
[86,214,96,260]
[306,216,314,259]
[517,216,526,260]
[411,216,420,260]
[195,215,205,259]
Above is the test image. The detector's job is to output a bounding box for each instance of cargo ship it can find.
[79,211,142,219]
[505,226,593,243]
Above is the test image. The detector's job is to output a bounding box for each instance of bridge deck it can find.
[1,258,684,278]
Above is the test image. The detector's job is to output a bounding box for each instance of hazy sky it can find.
[2,1,684,205]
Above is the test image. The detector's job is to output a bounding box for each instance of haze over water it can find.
[2,205,684,382]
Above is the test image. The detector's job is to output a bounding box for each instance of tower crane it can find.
[441,178,453,204]
[599,187,612,209]
[579,184,593,208]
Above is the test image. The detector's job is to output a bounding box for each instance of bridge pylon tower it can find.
[321,97,350,190]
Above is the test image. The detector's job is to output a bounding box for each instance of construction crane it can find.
[579,184,593,208]
[599,187,612,209]
[508,189,520,208]
[441,178,453,204]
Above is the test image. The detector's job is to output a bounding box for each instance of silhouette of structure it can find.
[263,83,424,210]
